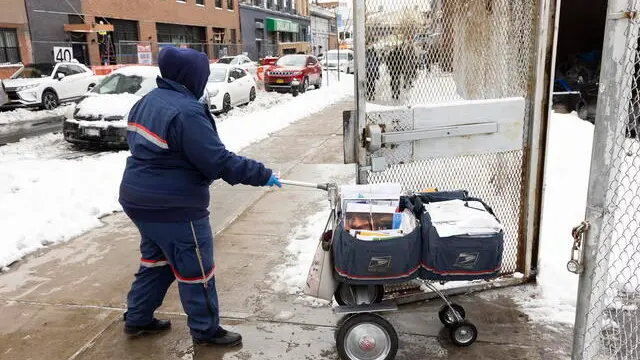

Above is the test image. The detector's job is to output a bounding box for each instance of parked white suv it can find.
[1,62,98,110]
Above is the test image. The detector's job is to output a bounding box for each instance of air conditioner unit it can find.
[256,22,265,29]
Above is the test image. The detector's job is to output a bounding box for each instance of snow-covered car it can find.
[62,66,160,148]
[216,55,257,77]
[0,62,99,110]
[206,64,257,114]
[321,49,354,74]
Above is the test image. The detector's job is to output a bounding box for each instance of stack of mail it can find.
[425,200,503,237]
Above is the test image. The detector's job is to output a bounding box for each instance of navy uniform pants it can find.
[124,217,219,341]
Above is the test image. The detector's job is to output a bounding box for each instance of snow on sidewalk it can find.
[0,76,354,269]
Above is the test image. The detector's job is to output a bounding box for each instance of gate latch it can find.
[568,221,589,274]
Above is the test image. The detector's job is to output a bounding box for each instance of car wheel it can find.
[41,90,59,110]
[300,77,309,93]
[222,93,232,113]
[249,87,256,102]
[316,76,322,89]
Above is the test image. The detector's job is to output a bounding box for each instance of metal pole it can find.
[571,1,639,358]
[521,0,559,279]
[353,0,367,184]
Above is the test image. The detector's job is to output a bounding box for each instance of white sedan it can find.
[206,64,257,114]
[216,55,257,77]
[1,62,99,110]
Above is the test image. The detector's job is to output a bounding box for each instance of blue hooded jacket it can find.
[119,47,272,222]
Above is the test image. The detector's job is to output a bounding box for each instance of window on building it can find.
[227,0,234,10]
[266,0,273,9]
[215,0,222,8]
[0,28,20,64]
[252,0,262,5]
[212,28,225,43]
[196,0,204,5]
[157,23,207,53]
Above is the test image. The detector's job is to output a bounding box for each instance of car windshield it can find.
[91,73,156,96]
[276,56,307,67]
[217,57,234,64]
[10,63,55,79]
[327,53,350,60]
[208,68,227,83]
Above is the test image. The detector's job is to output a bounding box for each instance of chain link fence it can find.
[356,0,537,275]
[113,42,245,65]
[573,0,640,359]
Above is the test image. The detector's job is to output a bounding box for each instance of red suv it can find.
[264,54,322,94]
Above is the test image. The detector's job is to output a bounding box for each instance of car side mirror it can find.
[87,83,95,91]
[57,73,66,80]
[228,76,236,83]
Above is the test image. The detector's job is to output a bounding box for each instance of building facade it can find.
[309,4,337,57]
[0,0,33,78]
[239,0,311,60]
[24,0,241,66]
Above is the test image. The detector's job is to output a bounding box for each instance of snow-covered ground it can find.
[0,105,73,126]
[0,75,354,268]
[480,112,594,325]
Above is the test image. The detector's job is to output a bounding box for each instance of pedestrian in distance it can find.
[119,46,282,347]
[365,40,380,102]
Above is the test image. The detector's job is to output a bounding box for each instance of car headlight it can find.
[209,89,219,97]
[65,104,76,119]
[16,84,39,91]
[293,71,302,76]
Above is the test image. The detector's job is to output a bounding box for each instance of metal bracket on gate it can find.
[568,221,589,274]
[363,123,499,153]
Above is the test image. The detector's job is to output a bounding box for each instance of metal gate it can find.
[571,0,640,359]
[345,0,557,293]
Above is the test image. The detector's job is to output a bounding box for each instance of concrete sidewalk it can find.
[0,99,572,360]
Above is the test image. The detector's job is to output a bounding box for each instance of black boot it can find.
[124,318,172,337]
[193,327,242,347]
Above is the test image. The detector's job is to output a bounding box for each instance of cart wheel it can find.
[449,320,478,347]
[334,284,384,306]
[438,303,466,328]
[336,313,398,360]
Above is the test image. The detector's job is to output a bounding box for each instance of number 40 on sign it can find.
[53,47,74,63]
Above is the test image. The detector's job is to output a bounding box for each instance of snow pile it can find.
[0,133,73,161]
[0,152,128,268]
[269,199,331,295]
[217,74,354,152]
[494,111,594,324]
[0,105,72,125]
[75,93,140,118]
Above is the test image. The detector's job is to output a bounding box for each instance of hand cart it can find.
[280,179,487,360]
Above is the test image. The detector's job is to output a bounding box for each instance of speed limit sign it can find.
[53,47,74,62]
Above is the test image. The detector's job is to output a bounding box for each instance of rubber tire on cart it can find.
[300,77,309,93]
[41,90,59,110]
[449,320,478,347]
[222,93,232,113]
[438,303,466,328]
[334,284,384,306]
[336,313,398,360]
[249,87,256,102]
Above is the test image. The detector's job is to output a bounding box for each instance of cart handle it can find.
[279,179,331,191]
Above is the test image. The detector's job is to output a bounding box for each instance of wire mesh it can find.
[579,2,640,358]
[359,0,537,275]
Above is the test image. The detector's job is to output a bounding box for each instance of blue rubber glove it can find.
[265,174,282,188]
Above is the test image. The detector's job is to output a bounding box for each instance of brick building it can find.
[0,0,33,78]
[24,0,241,66]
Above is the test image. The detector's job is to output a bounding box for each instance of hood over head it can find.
[158,47,210,99]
